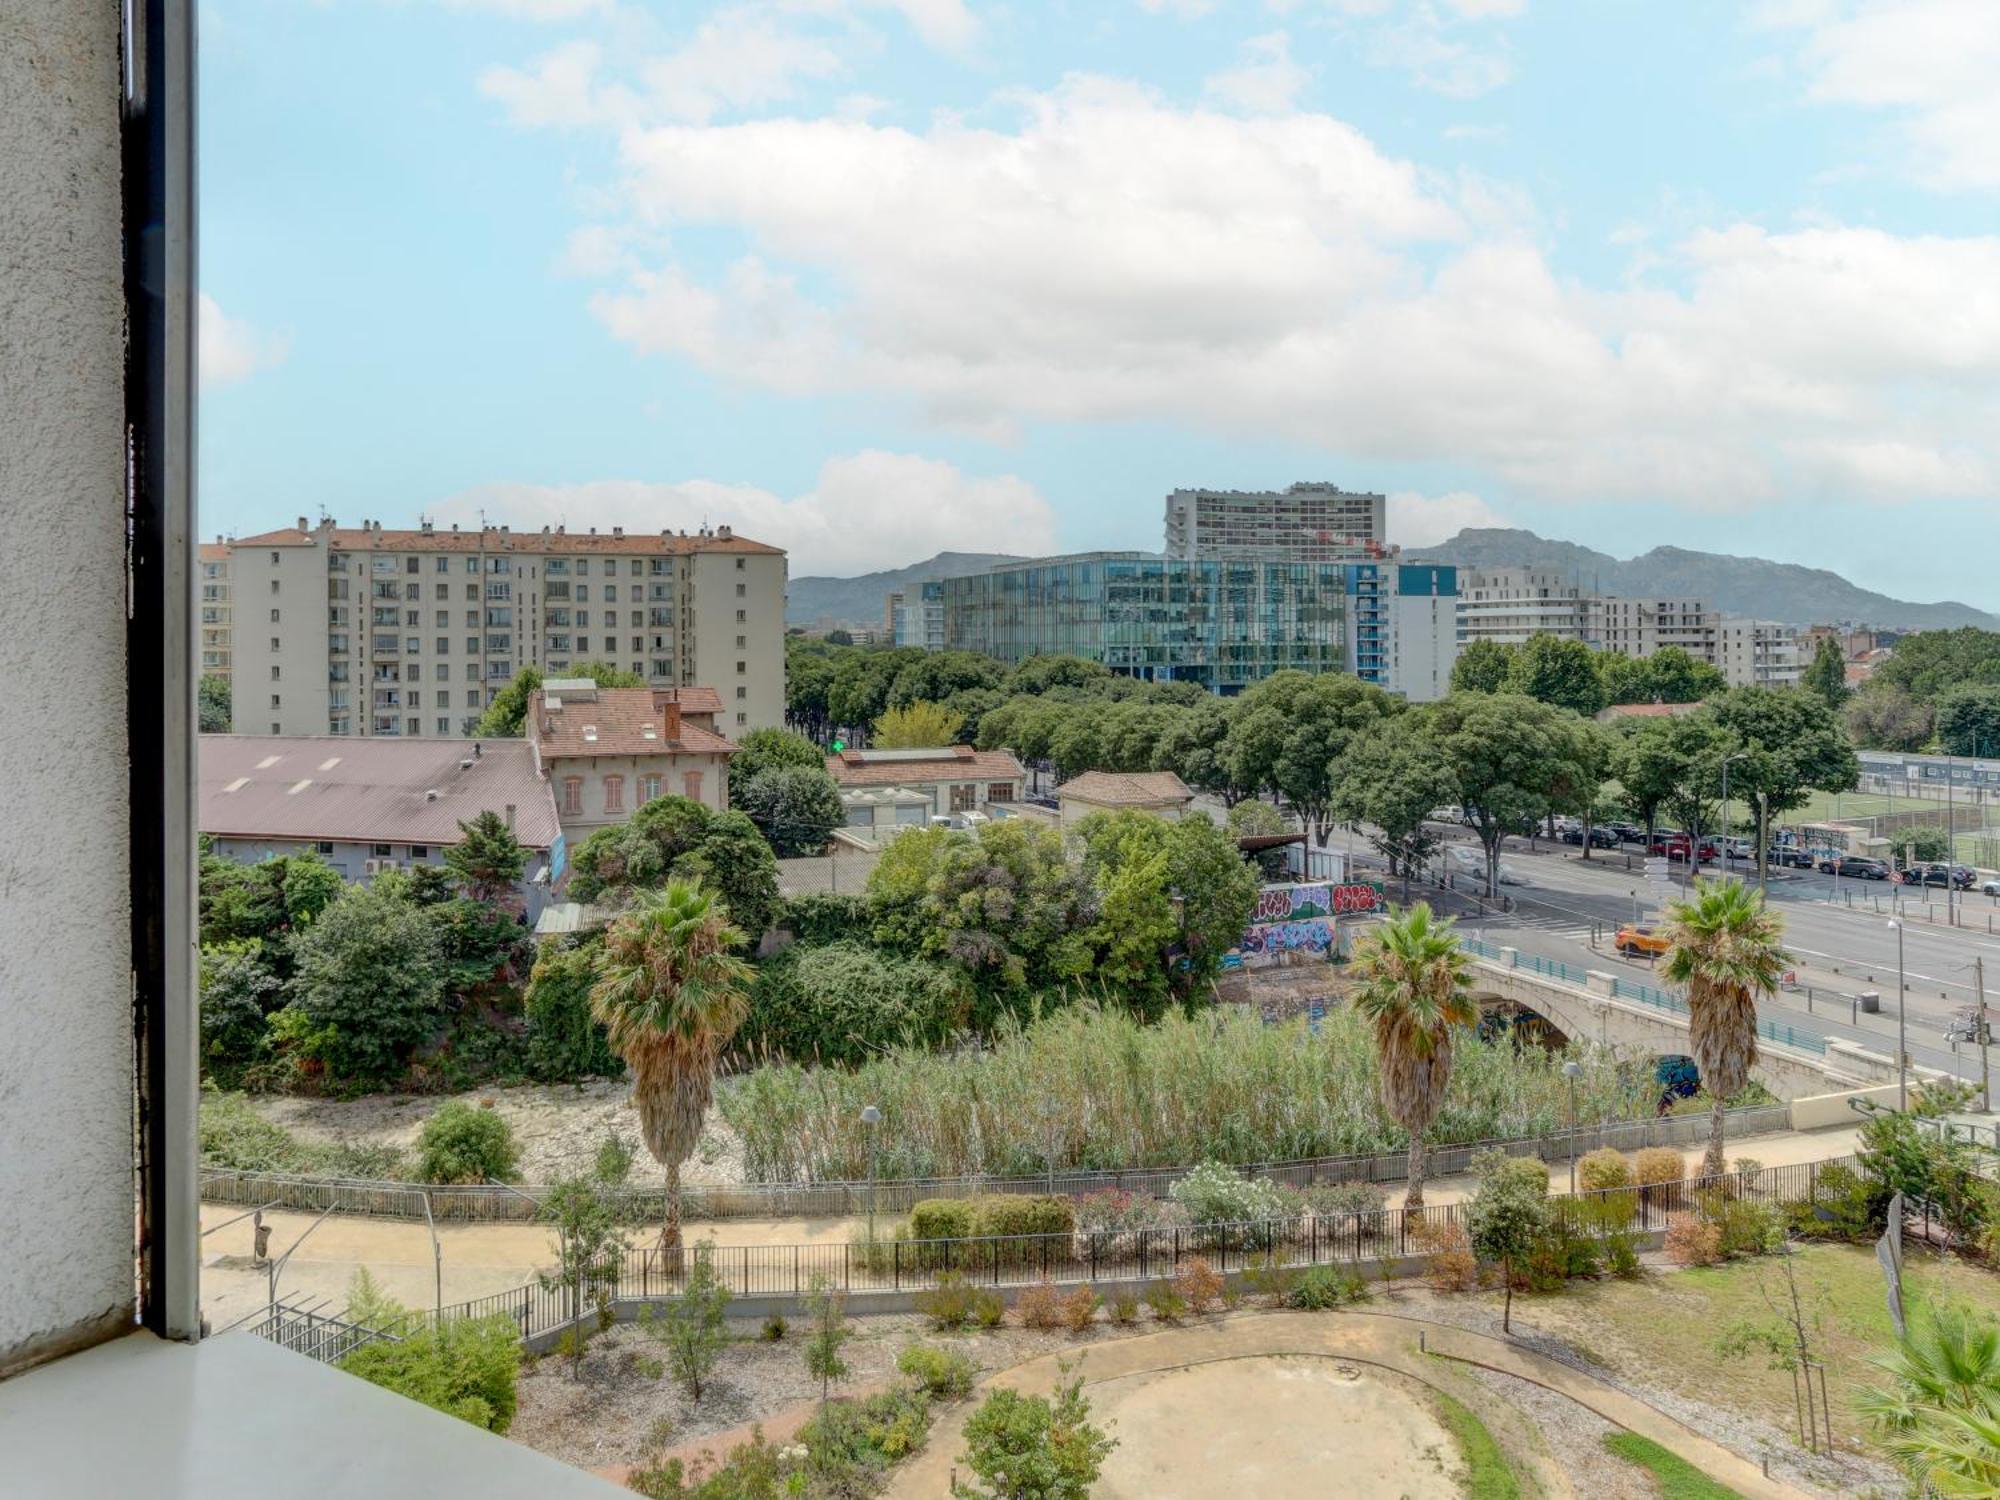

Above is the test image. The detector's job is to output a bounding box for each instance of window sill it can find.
[0,1330,621,1498]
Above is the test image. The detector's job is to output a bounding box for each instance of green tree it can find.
[801,1275,852,1404]
[1934,684,2000,758]
[444,810,529,903]
[1425,693,1596,897]
[728,725,825,793]
[1611,714,1722,840]
[1226,797,1293,878]
[953,1366,1116,1500]
[873,698,964,748]
[198,673,232,732]
[591,880,755,1248]
[536,1171,628,1378]
[339,1314,521,1432]
[1005,655,1113,694]
[733,765,846,857]
[286,882,447,1086]
[742,942,969,1064]
[1598,645,1728,707]
[1903,826,1954,863]
[566,797,780,937]
[1153,697,1251,805]
[1801,637,1849,710]
[1876,626,2000,701]
[1162,814,1261,1000]
[1858,1304,2000,1498]
[784,639,840,740]
[1507,632,1609,717]
[650,1247,732,1402]
[1659,878,1789,1177]
[198,940,282,1083]
[1329,716,1456,897]
[523,938,623,1081]
[1450,638,1516,694]
[1221,671,1399,843]
[1844,681,1933,751]
[1350,903,1476,1207]
[1706,687,1860,886]
[416,1100,521,1184]
[888,649,1006,709]
[1466,1150,1549,1333]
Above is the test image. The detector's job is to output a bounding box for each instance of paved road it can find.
[1369,828,2000,1095]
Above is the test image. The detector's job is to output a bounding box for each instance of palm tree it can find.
[1659,877,1789,1179]
[591,878,754,1250]
[1857,1304,2000,1497]
[1351,903,1476,1208]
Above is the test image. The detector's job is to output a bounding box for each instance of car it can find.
[1902,862,1974,889]
[1586,827,1620,849]
[1770,846,1815,869]
[1653,834,1718,862]
[1982,878,2000,897]
[1497,862,1527,885]
[1606,821,1645,844]
[1448,845,1483,872]
[1559,826,1585,845]
[1833,855,1891,880]
[1614,925,1670,958]
[1720,837,1755,859]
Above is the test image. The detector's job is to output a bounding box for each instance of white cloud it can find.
[1765,0,2000,190]
[198,294,288,386]
[1204,32,1311,115]
[443,0,611,18]
[1139,0,1221,17]
[431,452,1058,574]
[1387,489,1509,546]
[1364,7,1513,97]
[561,78,2000,511]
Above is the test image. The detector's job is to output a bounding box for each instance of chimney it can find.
[664,701,682,742]
[612,526,624,539]
[296,515,308,531]
[473,741,482,758]
[504,803,516,831]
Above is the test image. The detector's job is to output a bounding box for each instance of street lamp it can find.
[860,1104,882,1244]
[1563,1059,1582,1194]
[1887,920,1908,1110]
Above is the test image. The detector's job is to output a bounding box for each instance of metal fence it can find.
[411,1155,1855,1346]
[198,1104,1794,1226]
[242,1297,403,1363]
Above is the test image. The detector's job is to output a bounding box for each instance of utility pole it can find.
[1978,956,1991,1116]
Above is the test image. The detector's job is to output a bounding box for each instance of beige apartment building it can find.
[198,542,232,683]
[223,518,786,739]
[1453,566,1597,645]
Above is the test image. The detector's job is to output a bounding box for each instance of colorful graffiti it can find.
[1222,880,1385,970]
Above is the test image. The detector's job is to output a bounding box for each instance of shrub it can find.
[910,1199,977,1243]
[1169,1161,1301,1232]
[1288,1265,1369,1310]
[288,882,447,1087]
[1071,1189,1185,1260]
[1305,1180,1387,1221]
[522,939,622,1082]
[1241,1254,1299,1306]
[1785,1160,1885,1243]
[339,1313,521,1432]
[779,890,872,947]
[802,1386,933,1471]
[976,1195,1075,1239]
[1173,1257,1224,1315]
[648,1250,732,1402]
[955,1371,1115,1500]
[740,941,969,1066]
[1601,1227,1643,1278]
[1576,1148,1632,1193]
[1142,1282,1186,1322]
[1015,1280,1065,1331]
[1524,1223,1601,1291]
[1416,1219,1479,1293]
[971,1288,1007,1330]
[1664,1217,1723,1267]
[1059,1286,1098,1333]
[898,1342,975,1401]
[1732,1157,1763,1182]
[1631,1148,1683,1188]
[915,1272,977,1331]
[1107,1288,1140,1325]
[760,1314,787,1342]
[1711,1195,1782,1258]
[415,1100,520,1185]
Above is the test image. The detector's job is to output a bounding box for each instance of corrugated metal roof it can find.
[199,735,561,848]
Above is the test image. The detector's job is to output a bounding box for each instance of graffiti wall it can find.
[1222,880,1384,970]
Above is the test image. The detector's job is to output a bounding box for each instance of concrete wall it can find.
[1789,1083,1905,1132]
[0,0,137,1372]
[688,551,786,734]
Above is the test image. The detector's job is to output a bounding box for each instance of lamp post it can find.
[860,1104,882,1245]
[1887,920,1908,1110]
[1563,1059,1582,1194]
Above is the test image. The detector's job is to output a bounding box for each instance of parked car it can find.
[1652,833,1717,862]
[1833,855,1891,880]
[1981,877,2000,897]
[1769,845,1815,868]
[1614,925,1670,958]
[1902,862,1975,889]
[1606,821,1645,844]
[1497,862,1527,885]
[1720,837,1755,860]
[1558,824,1615,847]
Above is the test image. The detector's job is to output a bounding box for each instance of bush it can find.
[910,1199,977,1243]
[1711,1195,1782,1258]
[898,1342,975,1401]
[955,1373,1115,1500]
[415,1100,520,1185]
[1524,1223,1601,1291]
[287,882,448,1087]
[760,1314,787,1342]
[1664,1217,1723,1267]
[1417,1219,1479,1292]
[801,1386,933,1471]
[1602,1228,1643,1279]
[1059,1286,1098,1333]
[1107,1288,1140,1325]
[1173,1257,1224,1315]
[741,942,970,1067]
[1288,1265,1369,1310]
[976,1195,1075,1239]
[1142,1282,1186,1322]
[1471,1148,1549,1199]
[1576,1148,1632,1193]
[971,1288,1006,1329]
[1631,1148,1683,1188]
[778,890,872,948]
[915,1272,977,1331]
[1072,1189,1184,1260]
[1169,1162,1304,1247]
[522,939,622,1083]
[339,1314,521,1432]
[1305,1181,1386,1221]
[1015,1280,1065,1331]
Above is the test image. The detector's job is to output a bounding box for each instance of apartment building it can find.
[886,579,946,650]
[1715,617,1803,688]
[526,680,739,839]
[224,517,786,739]
[198,542,232,683]
[1587,595,1718,660]
[1453,566,1598,646]
[1164,482,1388,563]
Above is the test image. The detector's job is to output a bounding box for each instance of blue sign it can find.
[549,831,567,885]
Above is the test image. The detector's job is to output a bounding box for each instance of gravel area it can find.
[1390,1273,1900,1499]
[510,1312,1154,1472]
[249,1081,747,1186]
[1461,1364,1648,1500]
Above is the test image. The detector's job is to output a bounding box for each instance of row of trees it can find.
[1836,625,2000,755]
[1449,637,1727,716]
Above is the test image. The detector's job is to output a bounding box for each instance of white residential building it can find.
[1164,482,1389,562]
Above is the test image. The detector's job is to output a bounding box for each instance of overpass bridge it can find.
[1457,937,1913,1101]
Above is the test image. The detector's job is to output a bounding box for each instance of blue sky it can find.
[199,0,2000,601]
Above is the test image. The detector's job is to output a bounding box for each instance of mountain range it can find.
[786,530,1997,633]
[1409,529,1998,632]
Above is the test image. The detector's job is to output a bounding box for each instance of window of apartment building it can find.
[576,559,589,575]
[577,609,590,627]
[737,711,747,726]
[434,690,449,708]
[435,641,449,659]
[649,659,669,677]
[988,784,1015,803]
[575,584,589,602]
[736,685,747,699]
[435,557,449,573]
[735,557,745,570]
[268,578,279,595]
[630,661,642,676]
[269,665,280,681]
[736,582,746,596]
[629,584,641,602]
[270,550,281,564]
[576,636,589,653]
[736,609,746,623]
[681,770,704,802]
[639,774,662,803]
[465,582,477,599]
[270,721,282,733]
[405,557,419,574]
[433,583,447,601]
[404,608,418,626]
[630,560,642,576]
[265,693,279,710]
[602,775,625,814]
[313,840,335,855]
[736,635,746,649]
[465,611,477,628]
[269,636,280,652]
[465,663,478,680]
[466,689,480,707]
[406,717,419,736]
[951,784,978,812]
[562,777,583,817]
[436,718,450,735]
[269,608,280,622]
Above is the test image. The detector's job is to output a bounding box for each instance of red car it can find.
[1648,833,1717,862]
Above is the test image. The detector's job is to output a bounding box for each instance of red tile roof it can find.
[530,687,739,760]
[231,524,781,557]
[653,685,724,719]
[199,735,561,848]
[1057,770,1193,806]
[825,746,1027,788]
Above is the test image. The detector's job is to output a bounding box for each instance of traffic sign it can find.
[1644,857,1671,884]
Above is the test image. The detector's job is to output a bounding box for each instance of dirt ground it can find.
[1088,1355,1460,1500]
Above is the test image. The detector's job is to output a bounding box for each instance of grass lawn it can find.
[1426,1387,1523,1500]
[1601,1433,1745,1500]
[1512,1243,1997,1454]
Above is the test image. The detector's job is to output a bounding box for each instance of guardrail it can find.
[254,1155,1858,1359]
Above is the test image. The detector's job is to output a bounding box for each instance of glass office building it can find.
[940,552,1346,693]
